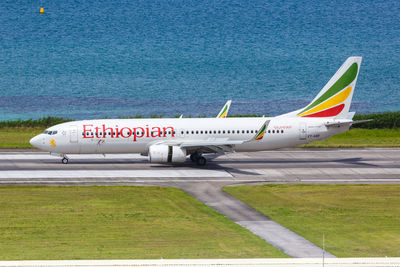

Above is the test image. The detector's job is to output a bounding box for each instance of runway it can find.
[1,148,399,185]
[0,148,399,258]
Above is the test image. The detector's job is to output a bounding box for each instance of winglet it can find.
[216,100,232,118]
[250,120,270,141]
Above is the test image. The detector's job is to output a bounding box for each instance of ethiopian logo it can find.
[297,62,358,118]
[255,124,266,140]
[50,139,56,147]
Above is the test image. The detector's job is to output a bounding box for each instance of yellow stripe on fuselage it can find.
[298,86,352,117]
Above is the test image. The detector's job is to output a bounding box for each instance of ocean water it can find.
[0,0,399,120]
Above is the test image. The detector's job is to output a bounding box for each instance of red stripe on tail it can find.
[302,104,345,118]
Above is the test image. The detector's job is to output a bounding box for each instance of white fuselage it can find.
[30,117,349,155]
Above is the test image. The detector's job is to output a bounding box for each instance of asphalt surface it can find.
[1,148,399,258]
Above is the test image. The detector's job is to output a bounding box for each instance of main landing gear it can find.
[190,153,207,166]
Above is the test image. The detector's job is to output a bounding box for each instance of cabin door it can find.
[70,125,78,143]
[299,122,307,140]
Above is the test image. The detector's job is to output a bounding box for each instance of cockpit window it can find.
[43,130,57,135]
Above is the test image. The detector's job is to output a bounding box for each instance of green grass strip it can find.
[0,186,286,260]
[224,184,400,257]
[302,128,400,147]
[0,127,44,148]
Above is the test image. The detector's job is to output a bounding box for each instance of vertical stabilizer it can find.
[217,100,232,118]
[279,57,362,119]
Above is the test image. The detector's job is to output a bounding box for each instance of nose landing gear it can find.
[61,155,69,164]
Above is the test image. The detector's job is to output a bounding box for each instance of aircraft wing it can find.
[154,120,270,154]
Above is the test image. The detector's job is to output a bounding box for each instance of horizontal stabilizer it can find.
[325,119,373,128]
[352,119,373,125]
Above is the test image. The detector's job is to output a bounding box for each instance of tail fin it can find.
[216,100,232,118]
[279,57,362,119]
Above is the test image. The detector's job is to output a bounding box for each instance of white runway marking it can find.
[0,170,232,179]
[248,168,400,176]
[0,153,146,160]
[2,178,400,184]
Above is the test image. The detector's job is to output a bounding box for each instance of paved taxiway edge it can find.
[179,182,335,258]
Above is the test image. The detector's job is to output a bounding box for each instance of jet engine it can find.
[149,145,187,163]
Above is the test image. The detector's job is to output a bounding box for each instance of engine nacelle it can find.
[148,145,187,163]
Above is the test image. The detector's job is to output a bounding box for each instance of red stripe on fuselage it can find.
[302,104,345,117]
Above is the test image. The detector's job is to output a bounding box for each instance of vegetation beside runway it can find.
[0,127,43,148]
[223,184,400,257]
[301,128,400,147]
[0,186,286,260]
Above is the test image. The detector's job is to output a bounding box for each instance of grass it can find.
[0,127,44,148]
[223,184,400,257]
[1,128,399,149]
[0,186,286,260]
[302,128,400,147]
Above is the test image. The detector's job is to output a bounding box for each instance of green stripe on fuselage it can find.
[298,63,358,115]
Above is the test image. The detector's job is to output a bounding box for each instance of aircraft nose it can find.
[29,135,40,148]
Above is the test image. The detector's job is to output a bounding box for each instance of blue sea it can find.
[0,0,399,120]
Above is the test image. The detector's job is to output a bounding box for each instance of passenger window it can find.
[272,130,275,133]
[200,131,203,134]
[281,130,284,133]
[227,130,230,134]
[214,130,216,134]
[246,130,249,133]
[223,130,225,134]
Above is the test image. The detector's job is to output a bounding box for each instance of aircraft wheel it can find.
[190,153,199,162]
[196,156,207,166]
[61,157,69,164]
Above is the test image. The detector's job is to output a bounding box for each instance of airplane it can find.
[30,57,364,166]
